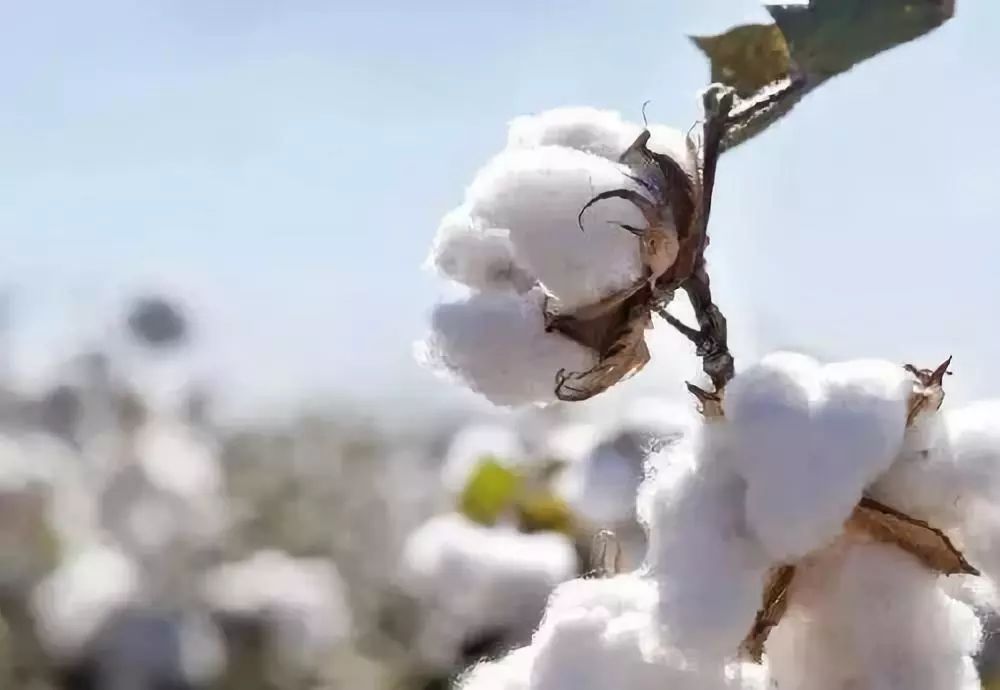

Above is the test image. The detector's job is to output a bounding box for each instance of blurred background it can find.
[1,0,999,688]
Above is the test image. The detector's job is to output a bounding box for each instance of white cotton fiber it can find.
[441,423,526,494]
[400,513,576,669]
[418,288,597,406]
[426,205,536,293]
[722,353,910,561]
[767,539,982,690]
[506,107,643,162]
[643,435,770,660]
[465,146,645,310]
[505,107,696,176]
[460,575,734,690]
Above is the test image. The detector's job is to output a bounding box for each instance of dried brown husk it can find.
[545,131,701,402]
[741,564,795,663]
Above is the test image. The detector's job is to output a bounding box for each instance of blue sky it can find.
[1,0,998,415]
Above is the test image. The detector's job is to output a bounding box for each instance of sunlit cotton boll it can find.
[418,288,597,406]
[202,550,352,667]
[426,205,536,294]
[766,540,983,690]
[459,575,738,690]
[872,400,1000,533]
[642,434,770,661]
[400,513,576,671]
[465,146,646,311]
[720,353,910,562]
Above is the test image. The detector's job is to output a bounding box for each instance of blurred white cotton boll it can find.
[32,544,139,661]
[466,146,645,310]
[458,645,534,690]
[767,540,983,690]
[418,288,597,406]
[441,423,526,494]
[202,550,352,665]
[506,107,642,161]
[426,206,536,293]
[400,513,576,670]
[722,353,910,561]
[542,423,603,466]
[556,436,644,528]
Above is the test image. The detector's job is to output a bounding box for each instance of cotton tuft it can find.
[418,288,596,406]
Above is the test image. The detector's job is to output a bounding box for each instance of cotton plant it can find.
[415,3,987,689]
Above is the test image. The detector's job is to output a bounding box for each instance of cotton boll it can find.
[767,539,982,690]
[463,575,733,690]
[542,423,603,466]
[400,513,576,670]
[506,107,642,161]
[644,436,770,660]
[202,550,352,666]
[426,206,536,293]
[873,401,1000,532]
[723,354,910,561]
[441,423,526,494]
[32,544,139,661]
[419,288,597,406]
[466,146,645,310]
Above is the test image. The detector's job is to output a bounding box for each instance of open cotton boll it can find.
[542,423,603,466]
[462,575,735,690]
[426,206,536,293]
[643,435,770,660]
[872,400,1000,531]
[31,544,139,661]
[202,550,352,665]
[400,513,576,670]
[466,146,646,310]
[418,288,597,406]
[722,353,910,561]
[506,107,642,161]
[441,423,526,494]
[767,539,982,690]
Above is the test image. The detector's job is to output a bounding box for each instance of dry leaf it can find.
[692,24,791,97]
[847,497,978,576]
[905,356,951,425]
[741,564,795,662]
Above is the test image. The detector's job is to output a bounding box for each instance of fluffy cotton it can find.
[465,146,645,310]
[872,400,1000,530]
[643,434,770,660]
[721,353,911,561]
[31,544,140,660]
[767,539,983,690]
[426,205,536,294]
[505,107,696,176]
[441,423,527,494]
[400,513,576,670]
[418,288,597,406]
[459,574,754,690]
[202,550,352,665]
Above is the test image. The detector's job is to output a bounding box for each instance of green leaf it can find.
[458,457,521,526]
[768,0,954,82]
[692,24,791,97]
